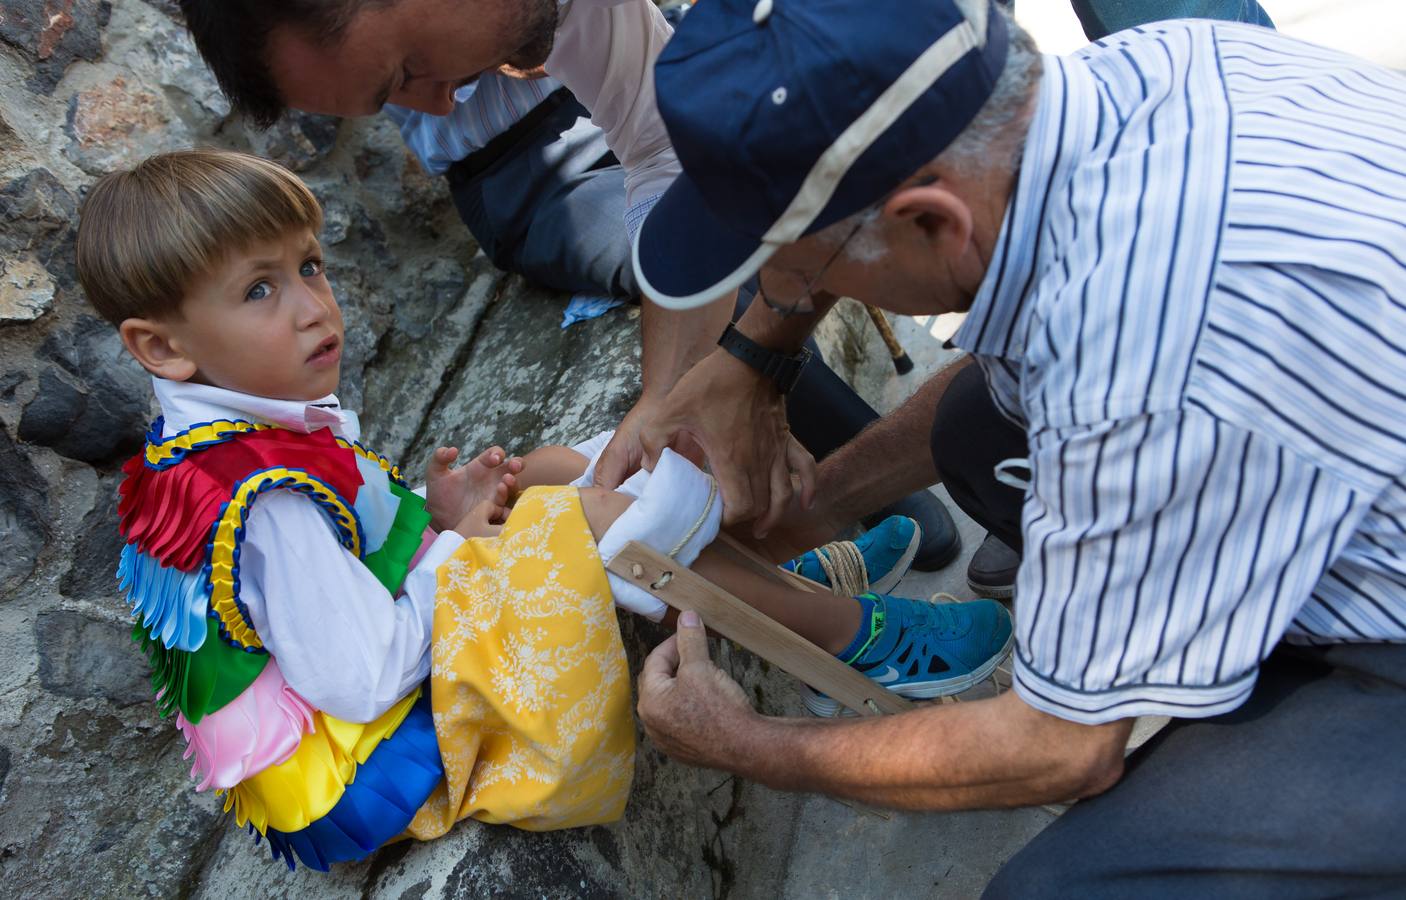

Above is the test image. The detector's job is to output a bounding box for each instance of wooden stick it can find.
[863,304,914,375]
[607,541,913,716]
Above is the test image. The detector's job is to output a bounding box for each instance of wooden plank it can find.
[608,541,913,716]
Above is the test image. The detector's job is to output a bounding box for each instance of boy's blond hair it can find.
[76,149,323,325]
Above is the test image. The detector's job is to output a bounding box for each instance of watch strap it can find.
[716,324,813,394]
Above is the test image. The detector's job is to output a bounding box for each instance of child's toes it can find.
[427,446,458,480]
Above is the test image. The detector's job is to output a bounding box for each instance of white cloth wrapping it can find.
[569,431,722,620]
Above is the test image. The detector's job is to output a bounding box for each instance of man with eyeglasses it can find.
[629,0,1406,895]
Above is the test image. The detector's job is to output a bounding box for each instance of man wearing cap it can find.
[632,0,1406,893]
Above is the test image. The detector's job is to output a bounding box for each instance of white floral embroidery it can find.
[411,487,633,839]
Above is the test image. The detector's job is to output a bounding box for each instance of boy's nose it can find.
[292,283,333,329]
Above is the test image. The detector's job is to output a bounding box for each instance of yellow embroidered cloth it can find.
[407,486,635,838]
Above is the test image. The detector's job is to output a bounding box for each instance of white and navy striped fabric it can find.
[385,75,667,242]
[951,21,1406,724]
[384,73,562,176]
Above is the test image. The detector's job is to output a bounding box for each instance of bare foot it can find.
[425,445,524,532]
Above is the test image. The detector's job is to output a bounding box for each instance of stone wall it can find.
[0,2,804,895]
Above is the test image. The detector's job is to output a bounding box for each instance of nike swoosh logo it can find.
[870,666,903,685]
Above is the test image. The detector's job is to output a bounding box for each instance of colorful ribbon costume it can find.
[116,418,440,871]
[117,418,637,872]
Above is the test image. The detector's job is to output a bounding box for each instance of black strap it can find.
[446,86,573,183]
[716,324,812,394]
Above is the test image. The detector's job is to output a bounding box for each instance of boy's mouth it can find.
[307,335,342,367]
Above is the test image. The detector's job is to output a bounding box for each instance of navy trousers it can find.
[985,638,1406,898]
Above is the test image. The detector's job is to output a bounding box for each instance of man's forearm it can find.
[729,691,1130,811]
[816,356,972,524]
[639,295,736,396]
[733,289,838,353]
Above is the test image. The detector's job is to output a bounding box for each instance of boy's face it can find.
[134,228,344,401]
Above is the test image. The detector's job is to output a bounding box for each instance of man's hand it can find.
[425,445,523,532]
[637,610,759,769]
[731,478,853,563]
[592,393,670,493]
[600,349,817,536]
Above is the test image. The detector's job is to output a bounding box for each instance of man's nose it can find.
[390,79,455,116]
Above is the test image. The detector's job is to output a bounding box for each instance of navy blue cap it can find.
[634,0,1008,309]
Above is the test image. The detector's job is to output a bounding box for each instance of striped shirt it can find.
[389,82,664,240]
[951,22,1406,725]
[385,74,562,176]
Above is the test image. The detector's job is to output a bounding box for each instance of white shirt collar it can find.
[151,377,360,441]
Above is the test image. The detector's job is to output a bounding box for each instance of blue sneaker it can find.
[802,593,1014,717]
[784,515,921,594]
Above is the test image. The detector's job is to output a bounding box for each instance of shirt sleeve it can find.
[545,0,681,215]
[236,490,464,723]
[1012,406,1363,724]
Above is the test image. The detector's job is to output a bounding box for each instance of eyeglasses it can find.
[758,211,872,317]
[759,177,939,317]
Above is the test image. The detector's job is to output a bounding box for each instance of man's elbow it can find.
[1064,737,1125,799]
[1032,710,1131,802]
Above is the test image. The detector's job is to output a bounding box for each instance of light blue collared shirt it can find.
[384,73,562,176]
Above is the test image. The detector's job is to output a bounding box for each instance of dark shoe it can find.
[967,533,1018,599]
[864,489,960,572]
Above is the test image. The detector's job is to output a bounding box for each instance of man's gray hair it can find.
[815,4,1046,250]
[939,2,1043,178]
[812,3,1041,255]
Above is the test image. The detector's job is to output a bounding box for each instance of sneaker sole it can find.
[967,576,1015,600]
[801,630,1016,717]
[867,520,923,594]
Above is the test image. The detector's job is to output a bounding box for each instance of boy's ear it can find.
[119,318,198,382]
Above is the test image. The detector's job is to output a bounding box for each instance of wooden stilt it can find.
[607,541,913,716]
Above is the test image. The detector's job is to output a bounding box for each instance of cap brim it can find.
[632,172,778,310]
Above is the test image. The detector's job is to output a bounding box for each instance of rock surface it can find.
[0,2,806,896]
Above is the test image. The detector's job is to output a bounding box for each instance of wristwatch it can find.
[716,323,813,394]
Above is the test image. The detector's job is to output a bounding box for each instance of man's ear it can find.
[119,318,198,382]
[884,180,974,262]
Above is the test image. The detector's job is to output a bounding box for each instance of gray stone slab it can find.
[778,799,1055,900]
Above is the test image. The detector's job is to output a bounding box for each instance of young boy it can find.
[77,149,1013,871]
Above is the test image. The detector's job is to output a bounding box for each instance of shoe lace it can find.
[922,592,964,637]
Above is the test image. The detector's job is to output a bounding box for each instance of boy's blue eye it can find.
[245,281,272,301]
[300,259,323,278]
